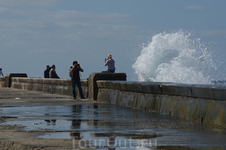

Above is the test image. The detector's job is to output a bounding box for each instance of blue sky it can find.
[0,0,226,80]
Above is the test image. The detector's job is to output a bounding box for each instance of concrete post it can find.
[88,73,127,100]
[5,73,27,87]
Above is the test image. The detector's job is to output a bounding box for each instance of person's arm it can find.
[105,60,109,66]
[70,65,76,73]
[79,67,84,72]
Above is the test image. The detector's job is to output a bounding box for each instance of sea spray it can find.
[132,31,216,84]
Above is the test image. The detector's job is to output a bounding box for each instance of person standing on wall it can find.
[51,65,60,78]
[102,54,116,73]
[0,68,4,77]
[44,65,51,78]
[70,61,85,99]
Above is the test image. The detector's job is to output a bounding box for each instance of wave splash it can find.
[132,31,216,84]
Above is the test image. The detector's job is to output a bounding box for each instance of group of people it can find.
[44,65,60,79]
[44,54,116,100]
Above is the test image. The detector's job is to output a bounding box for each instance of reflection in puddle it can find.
[1,103,226,149]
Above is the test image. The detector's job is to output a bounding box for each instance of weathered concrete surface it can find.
[88,73,126,100]
[0,88,98,150]
[0,77,4,88]
[1,88,226,150]
[11,77,88,99]
[3,73,226,127]
[97,81,226,126]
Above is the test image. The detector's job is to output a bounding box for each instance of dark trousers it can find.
[71,80,84,98]
[102,69,115,73]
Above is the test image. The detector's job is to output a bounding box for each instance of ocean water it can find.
[132,30,218,85]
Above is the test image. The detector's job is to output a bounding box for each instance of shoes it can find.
[73,97,76,100]
[81,97,85,99]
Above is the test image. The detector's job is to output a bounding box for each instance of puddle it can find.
[1,103,226,149]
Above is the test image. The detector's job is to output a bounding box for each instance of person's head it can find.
[52,65,55,69]
[108,54,112,59]
[0,68,2,71]
[46,65,50,69]
[73,61,78,66]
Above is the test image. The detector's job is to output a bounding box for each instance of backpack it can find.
[69,66,73,78]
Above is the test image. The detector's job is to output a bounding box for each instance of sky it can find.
[0,0,226,81]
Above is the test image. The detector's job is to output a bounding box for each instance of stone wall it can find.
[2,72,226,126]
[0,77,5,88]
[11,77,88,98]
[97,81,226,126]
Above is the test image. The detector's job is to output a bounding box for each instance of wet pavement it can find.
[0,88,226,150]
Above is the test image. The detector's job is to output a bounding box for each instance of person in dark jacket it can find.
[51,65,60,79]
[70,61,84,99]
[44,65,51,78]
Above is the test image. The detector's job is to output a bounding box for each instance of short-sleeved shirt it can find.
[105,59,115,70]
[72,67,81,81]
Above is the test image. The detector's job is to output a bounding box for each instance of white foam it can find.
[132,30,216,84]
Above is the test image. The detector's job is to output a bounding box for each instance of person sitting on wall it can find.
[0,68,4,77]
[50,65,60,78]
[44,65,51,78]
[102,54,116,73]
[70,61,85,99]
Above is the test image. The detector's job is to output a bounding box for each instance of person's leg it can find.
[71,80,77,99]
[109,69,115,73]
[102,70,110,73]
[77,80,85,99]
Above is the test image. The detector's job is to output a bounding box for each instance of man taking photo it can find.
[70,61,85,99]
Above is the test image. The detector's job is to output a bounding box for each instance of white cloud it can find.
[0,4,137,54]
[185,5,208,10]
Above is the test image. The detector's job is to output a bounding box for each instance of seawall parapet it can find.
[88,73,127,100]
[97,81,226,126]
[1,73,226,126]
[10,77,88,98]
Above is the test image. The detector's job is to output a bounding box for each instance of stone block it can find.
[212,86,226,100]
[141,82,162,94]
[161,83,192,96]
[0,77,5,87]
[191,84,214,99]
[88,73,126,100]
[5,73,27,87]
[123,82,143,93]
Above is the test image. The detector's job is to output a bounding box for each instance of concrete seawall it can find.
[0,77,4,87]
[1,73,226,126]
[10,77,88,99]
[97,81,226,126]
